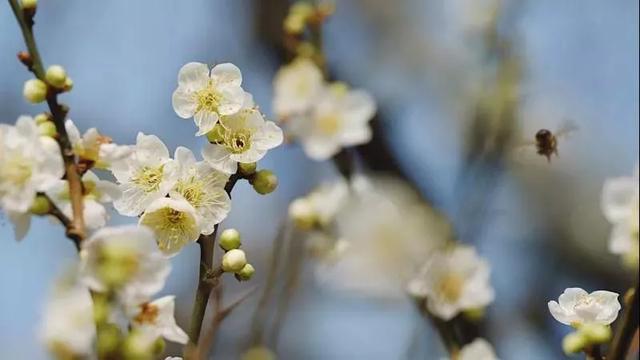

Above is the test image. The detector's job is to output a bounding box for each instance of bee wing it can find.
[555,119,579,139]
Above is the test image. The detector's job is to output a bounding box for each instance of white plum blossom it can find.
[408,245,494,320]
[129,295,189,345]
[139,197,201,256]
[170,147,230,235]
[111,133,178,216]
[0,116,64,239]
[65,119,132,169]
[315,176,448,298]
[548,288,621,327]
[202,96,283,174]
[172,62,246,136]
[601,166,639,267]
[46,171,121,230]
[458,338,499,360]
[79,225,171,304]
[40,280,95,357]
[273,57,324,118]
[288,84,376,160]
[288,178,348,230]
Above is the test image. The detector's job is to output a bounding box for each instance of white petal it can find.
[217,86,245,116]
[608,223,634,254]
[210,63,242,87]
[65,119,82,146]
[548,301,574,325]
[230,148,266,164]
[202,144,237,174]
[83,200,108,230]
[601,176,638,223]
[172,88,197,119]
[253,121,284,150]
[177,62,209,90]
[135,133,170,165]
[558,287,588,309]
[194,111,219,136]
[7,210,31,241]
[339,125,372,146]
[174,146,197,169]
[302,138,341,161]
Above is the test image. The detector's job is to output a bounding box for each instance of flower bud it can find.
[21,0,37,10]
[284,14,306,34]
[63,77,74,92]
[222,249,247,273]
[34,113,50,124]
[96,323,123,359]
[23,78,47,103]
[562,332,586,355]
[29,195,51,215]
[219,228,241,251]
[206,124,225,144]
[38,121,57,137]
[252,170,278,195]
[97,245,140,288]
[462,307,486,321]
[235,263,255,281]
[579,324,612,344]
[122,330,154,360]
[239,162,257,176]
[288,198,317,230]
[45,65,67,88]
[241,346,276,360]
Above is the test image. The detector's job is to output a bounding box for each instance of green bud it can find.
[23,78,47,103]
[21,0,37,10]
[219,228,241,251]
[252,170,278,195]
[288,198,317,230]
[34,113,50,124]
[122,330,154,360]
[38,121,57,137]
[97,245,139,288]
[45,65,67,88]
[235,263,255,281]
[29,195,50,215]
[63,77,74,92]
[579,324,612,344]
[97,323,123,359]
[222,249,247,273]
[241,346,277,360]
[206,124,225,143]
[239,162,257,176]
[462,307,486,322]
[562,331,587,355]
[151,337,165,355]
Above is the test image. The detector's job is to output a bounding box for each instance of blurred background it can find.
[0,0,638,359]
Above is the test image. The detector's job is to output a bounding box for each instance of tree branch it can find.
[8,0,86,242]
[608,286,639,360]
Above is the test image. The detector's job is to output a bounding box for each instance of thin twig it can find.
[608,286,639,360]
[8,0,86,242]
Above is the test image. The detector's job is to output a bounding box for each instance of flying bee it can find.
[514,121,578,163]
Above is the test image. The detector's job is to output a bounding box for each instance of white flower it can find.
[46,171,121,230]
[65,119,132,169]
[0,116,63,240]
[40,281,95,357]
[172,62,246,136]
[316,176,448,298]
[458,338,499,360]
[408,245,494,320]
[202,97,283,174]
[79,225,171,304]
[601,166,639,267]
[289,179,348,230]
[170,147,230,235]
[288,84,376,160]
[548,288,621,327]
[129,295,188,345]
[111,133,178,216]
[139,197,201,256]
[273,57,324,118]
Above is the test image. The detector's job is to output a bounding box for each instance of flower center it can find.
[0,156,32,186]
[437,273,465,303]
[316,114,341,135]
[96,244,140,287]
[132,166,164,193]
[134,303,159,325]
[195,82,221,114]
[223,129,252,154]
[141,206,197,253]
[175,178,205,207]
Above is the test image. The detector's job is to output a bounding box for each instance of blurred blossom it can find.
[273,57,324,118]
[0,116,64,240]
[39,277,95,358]
[408,245,494,320]
[65,119,132,170]
[128,295,188,345]
[315,176,449,298]
[601,165,639,268]
[547,288,621,327]
[457,338,499,360]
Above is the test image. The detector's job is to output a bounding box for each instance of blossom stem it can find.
[8,0,86,242]
[608,285,639,360]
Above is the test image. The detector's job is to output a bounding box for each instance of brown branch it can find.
[8,0,86,242]
[608,286,639,360]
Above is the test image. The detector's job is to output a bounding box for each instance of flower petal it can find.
[210,63,242,87]
[172,88,197,119]
[177,62,209,90]
[202,144,237,174]
[194,111,219,136]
